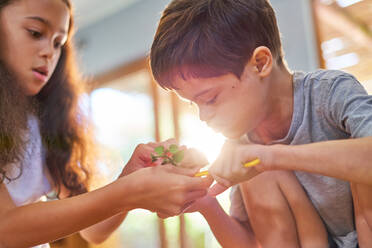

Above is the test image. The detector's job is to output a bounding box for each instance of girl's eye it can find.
[206,95,218,105]
[28,29,42,39]
[54,41,62,49]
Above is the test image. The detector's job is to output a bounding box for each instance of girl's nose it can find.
[40,40,56,60]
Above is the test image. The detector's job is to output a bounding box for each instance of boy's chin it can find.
[221,128,246,140]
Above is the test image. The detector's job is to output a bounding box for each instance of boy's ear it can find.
[250,46,273,78]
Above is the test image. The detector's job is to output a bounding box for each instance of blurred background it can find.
[51,0,372,247]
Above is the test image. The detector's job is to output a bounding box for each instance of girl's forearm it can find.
[79,211,128,244]
[199,198,258,248]
[0,180,132,247]
[272,137,372,185]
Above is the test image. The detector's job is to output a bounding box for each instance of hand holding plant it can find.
[150,144,185,166]
[149,143,208,171]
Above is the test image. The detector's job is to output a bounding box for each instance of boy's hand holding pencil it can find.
[206,140,265,196]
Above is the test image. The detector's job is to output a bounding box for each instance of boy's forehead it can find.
[171,64,225,88]
[173,74,206,91]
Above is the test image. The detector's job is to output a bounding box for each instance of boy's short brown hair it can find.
[150,0,284,89]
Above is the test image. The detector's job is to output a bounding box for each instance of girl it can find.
[0,0,212,247]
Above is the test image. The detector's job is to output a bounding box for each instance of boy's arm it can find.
[209,137,372,193]
[272,136,372,185]
[350,183,372,246]
[184,195,259,248]
[265,74,372,185]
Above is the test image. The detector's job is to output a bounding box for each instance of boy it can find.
[150,0,372,247]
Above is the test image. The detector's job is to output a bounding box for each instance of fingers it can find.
[146,142,158,148]
[157,202,193,219]
[162,164,200,177]
[185,175,214,191]
[146,141,209,174]
[157,212,171,219]
[156,199,195,218]
[136,143,157,161]
[208,141,265,187]
[185,189,207,202]
[208,183,229,197]
[145,138,178,150]
[162,138,178,147]
[181,148,209,169]
[151,138,178,149]
[162,166,214,190]
[209,159,232,186]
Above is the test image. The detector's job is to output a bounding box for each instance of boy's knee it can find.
[241,172,295,227]
[244,192,298,245]
[242,179,288,220]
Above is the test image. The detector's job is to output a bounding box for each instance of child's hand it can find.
[179,148,208,170]
[119,139,178,177]
[156,186,216,219]
[182,193,216,214]
[147,139,209,170]
[208,140,272,196]
[123,165,214,216]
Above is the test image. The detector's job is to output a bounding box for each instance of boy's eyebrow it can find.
[193,89,211,101]
[25,16,67,34]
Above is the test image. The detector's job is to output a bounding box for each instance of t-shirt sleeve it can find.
[229,185,249,222]
[324,74,372,138]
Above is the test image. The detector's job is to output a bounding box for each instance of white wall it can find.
[75,0,319,77]
[271,0,320,71]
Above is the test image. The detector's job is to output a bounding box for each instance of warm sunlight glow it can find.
[90,88,153,148]
[180,114,226,165]
[336,0,362,8]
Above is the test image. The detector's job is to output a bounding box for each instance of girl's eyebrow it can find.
[25,16,67,34]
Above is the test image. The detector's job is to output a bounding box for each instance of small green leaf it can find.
[169,144,178,154]
[151,154,158,162]
[154,146,164,156]
[173,150,184,164]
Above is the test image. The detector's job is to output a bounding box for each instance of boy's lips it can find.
[207,121,224,132]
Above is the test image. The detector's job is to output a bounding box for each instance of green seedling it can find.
[151,144,184,166]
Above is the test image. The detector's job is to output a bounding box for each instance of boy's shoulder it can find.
[298,69,361,93]
[301,69,357,85]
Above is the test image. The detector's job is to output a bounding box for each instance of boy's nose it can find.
[199,106,214,123]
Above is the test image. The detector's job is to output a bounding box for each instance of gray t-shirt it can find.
[230,70,372,248]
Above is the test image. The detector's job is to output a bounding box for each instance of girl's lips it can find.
[32,69,48,82]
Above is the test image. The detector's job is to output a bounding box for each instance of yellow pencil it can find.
[194,158,260,177]
[243,158,261,167]
[194,170,210,177]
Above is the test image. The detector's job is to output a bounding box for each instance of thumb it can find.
[207,173,232,196]
[208,183,228,197]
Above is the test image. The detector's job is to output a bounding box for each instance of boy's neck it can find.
[249,65,294,145]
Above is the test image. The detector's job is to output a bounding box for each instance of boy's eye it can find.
[206,95,218,105]
[27,29,42,39]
